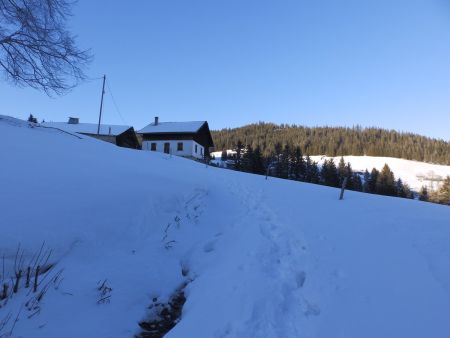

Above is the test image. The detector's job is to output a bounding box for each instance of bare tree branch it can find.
[0,0,91,95]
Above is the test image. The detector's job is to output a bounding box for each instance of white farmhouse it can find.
[138,117,214,159]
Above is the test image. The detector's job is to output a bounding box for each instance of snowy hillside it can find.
[211,151,450,192]
[1,115,450,338]
[310,155,450,192]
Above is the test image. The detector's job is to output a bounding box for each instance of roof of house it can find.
[41,122,132,136]
[138,121,207,134]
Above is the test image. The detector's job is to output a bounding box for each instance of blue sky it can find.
[1,0,450,139]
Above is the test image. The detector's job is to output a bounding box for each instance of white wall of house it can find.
[142,139,205,159]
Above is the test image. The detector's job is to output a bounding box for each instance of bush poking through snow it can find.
[0,243,55,302]
[0,243,62,337]
[97,279,112,304]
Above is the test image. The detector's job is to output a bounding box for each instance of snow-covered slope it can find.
[211,150,450,192]
[1,115,450,338]
[310,155,450,192]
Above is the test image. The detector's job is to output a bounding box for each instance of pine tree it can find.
[273,142,283,178]
[234,140,244,171]
[279,144,291,179]
[27,114,37,123]
[252,145,265,175]
[291,146,305,181]
[430,176,450,205]
[309,160,320,184]
[304,156,313,182]
[242,144,254,172]
[403,183,414,199]
[367,168,380,193]
[338,157,347,184]
[320,159,329,185]
[363,170,371,192]
[419,186,429,202]
[344,162,355,189]
[396,178,407,198]
[221,150,228,161]
[321,159,339,187]
[376,164,396,196]
[351,173,363,191]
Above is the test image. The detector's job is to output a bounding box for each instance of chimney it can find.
[154,116,159,125]
[68,117,79,124]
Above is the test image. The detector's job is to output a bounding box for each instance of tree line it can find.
[214,142,450,206]
[212,123,450,165]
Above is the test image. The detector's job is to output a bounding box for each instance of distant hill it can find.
[212,123,450,165]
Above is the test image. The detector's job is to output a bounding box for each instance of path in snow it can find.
[226,181,314,337]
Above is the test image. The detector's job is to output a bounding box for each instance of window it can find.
[150,143,156,151]
[195,144,198,153]
[164,142,170,154]
[177,142,183,151]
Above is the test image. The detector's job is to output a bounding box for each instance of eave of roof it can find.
[138,121,206,134]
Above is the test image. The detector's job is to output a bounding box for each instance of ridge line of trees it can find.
[212,123,450,165]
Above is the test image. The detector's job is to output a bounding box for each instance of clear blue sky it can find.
[1,0,450,140]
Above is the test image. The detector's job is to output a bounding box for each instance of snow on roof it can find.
[41,121,132,136]
[138,121,206,134]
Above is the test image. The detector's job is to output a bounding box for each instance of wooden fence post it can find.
[339,177,348,200]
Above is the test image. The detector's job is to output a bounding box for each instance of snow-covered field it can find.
[1,115,450,338]
[310,155,450,192]
[211,151,450,192]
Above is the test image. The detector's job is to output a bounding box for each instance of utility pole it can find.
[97,75,106,135]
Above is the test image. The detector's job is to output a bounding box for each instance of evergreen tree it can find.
[27,114,37,123]
[396,178,407,198]
[320,159,329,185]
[291,146,305,181]
[221,150,228,161]
[344,162,355,189]
[363,169,371,192]
[304,155,313,182]
[352,173,363,192]
[279,144,291,179]
[307,159,320,184]
[376,164,396,196]
[321,159,339,187]
[273,142,283,178]
[367,168,380,193]
[338,157,347,184]
[430,176,450,205]
[403,183,414,199]
[242,144,254,172]
[419,186,429,202]
[252,145,265,175]
[234,140,244,171]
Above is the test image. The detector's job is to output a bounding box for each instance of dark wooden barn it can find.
[42,118,139,149]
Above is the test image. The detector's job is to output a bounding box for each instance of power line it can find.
[105,79,127,125]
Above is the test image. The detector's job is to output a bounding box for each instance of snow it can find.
[1,115,450,337]
[41,121,132,136]
[210,149,450,192]
[138,121,206,134]
[311,155,450,191]
[211,150,237,159]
